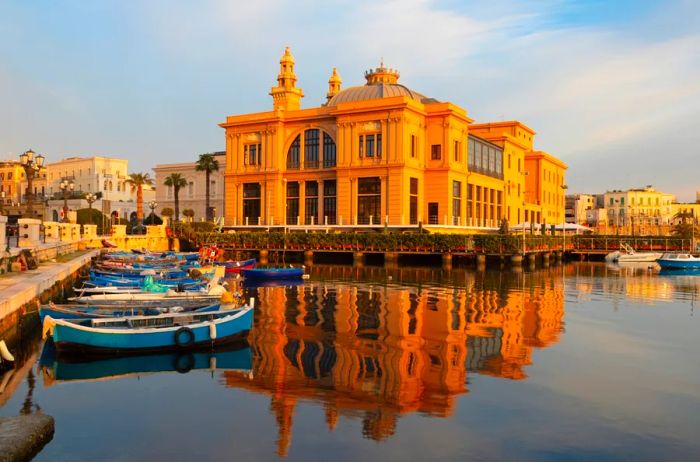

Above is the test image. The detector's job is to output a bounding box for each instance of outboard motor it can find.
[176,283,185,293]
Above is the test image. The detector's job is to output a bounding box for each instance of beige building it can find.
[670,202,700,224]
[154,152,225,221]
[604,186,675,230]
[565,194,596,224]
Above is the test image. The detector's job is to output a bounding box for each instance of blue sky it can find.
[1,0,698,200]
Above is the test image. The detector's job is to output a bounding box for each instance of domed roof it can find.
[326,62,436,106]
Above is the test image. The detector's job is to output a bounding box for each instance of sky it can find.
[0,0,698,201]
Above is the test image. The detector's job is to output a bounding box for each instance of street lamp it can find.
[59,179,75,223]
[86,192,97,225]
[521,171,529,255]
[561,184,568,254]
[19,149,45,216]
[148,200,158,225]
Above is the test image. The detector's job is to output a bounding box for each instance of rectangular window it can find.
[357,177,381,225]
[243,183,261,224]
[359,135,364,158]
[304,129,319,168]
[286,181,299,225]
[323,133,336,168]
[411,135,417,158]
[431,144,441,160]
[366,134,375,158]
[243,143,261,166]
[305,181,318,224]
[323,180,337,225]
[377,134,382,158]
[454,140,461,162]
[410,178,418,225]
[468,139,475,166]
[452,180,462,225]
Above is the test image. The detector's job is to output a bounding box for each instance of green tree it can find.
[163,173,187,221]
[125,172,154,232]
[195,153,219,221]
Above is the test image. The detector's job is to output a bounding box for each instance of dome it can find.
[327,83,434,106]
[326,61,436,106]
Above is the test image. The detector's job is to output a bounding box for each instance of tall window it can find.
[454,140,461,162]
[188,181,194,198]
[286,181,299,225]
[243,183,261,224]
[323,133,336,168]
[357,177,381,224]
[244,143,262,166]
[410,178,418,225]
[411,135,417,158]
[452,181,462,225]
[287,134,301,169]
[305,129,319,168]
[323,180,337,225]
[431,144,442,160]
[359,133,382,158]
[305,181,318,225]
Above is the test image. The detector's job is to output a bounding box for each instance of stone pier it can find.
[0,415,55,461]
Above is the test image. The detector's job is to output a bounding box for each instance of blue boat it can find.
[656,253,700,270]
[44,306,254,353]
[241,267,305,280]
[39,342,251,381]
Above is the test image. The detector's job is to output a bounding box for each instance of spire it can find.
[270,46,304,112]
[364,59,399,85]
[326,67,342,102]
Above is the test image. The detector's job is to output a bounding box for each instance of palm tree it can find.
[195,153,219,221]
[164,173,187,221]
[125,172,154,232]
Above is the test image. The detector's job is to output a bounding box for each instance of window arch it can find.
[286,129,336,170]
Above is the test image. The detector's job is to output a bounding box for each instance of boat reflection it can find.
[224,265,565,456]
[38,341,252,385]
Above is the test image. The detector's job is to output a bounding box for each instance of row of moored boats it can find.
[41,248,306,354]
[605,242,700,269]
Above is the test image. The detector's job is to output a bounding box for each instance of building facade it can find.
[603,186,675,231]
[565,194,596,224]
[154,152,226,221]
[220,48,566,230]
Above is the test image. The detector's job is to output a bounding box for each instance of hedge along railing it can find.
[569,235,693,252]
[189,231,578,254]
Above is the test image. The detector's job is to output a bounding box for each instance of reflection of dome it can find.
[327,61,437,106]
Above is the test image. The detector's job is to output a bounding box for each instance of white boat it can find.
[605,243,663,263]
[68,284,228,304]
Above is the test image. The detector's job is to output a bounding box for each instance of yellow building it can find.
[0,161,47,214]
[221,48,566,230]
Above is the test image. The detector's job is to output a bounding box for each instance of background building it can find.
[603,186,675,233]
[221,48,566,230]
[154,152,226,221]
[565,194,596,224]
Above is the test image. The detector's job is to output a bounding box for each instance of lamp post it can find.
[19,149,45,217]
[148,200,158,225]
[85,192,97,225]
[59,179,75,223]
[561,184,568,254]
[521,170,529,255]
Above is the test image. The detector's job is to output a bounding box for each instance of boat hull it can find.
[50,308,253,353]
[657,259,700,269]
[241,268,304,280]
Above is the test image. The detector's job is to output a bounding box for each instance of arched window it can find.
[286,129,337,170]
[287,134,301,169]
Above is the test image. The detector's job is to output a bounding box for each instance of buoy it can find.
[301,274,310,280]
[209,322,217,340]
[249,297,255,308]
[0,340,15,363]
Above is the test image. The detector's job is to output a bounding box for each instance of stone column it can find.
[18,218,42,248]
[43,221,60,241]
[0,215,6,248]
[82,224,97,240]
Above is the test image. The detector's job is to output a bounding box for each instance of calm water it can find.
[2,262,700,461]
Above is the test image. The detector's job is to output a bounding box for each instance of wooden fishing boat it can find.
[39,302,222,321]
[43,305,254,353]
[215,258,257,274]
[241,267,305,280]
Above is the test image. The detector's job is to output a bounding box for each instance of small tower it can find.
[270,47,304,112]
[326,67,342,102]
[364,58,400,85]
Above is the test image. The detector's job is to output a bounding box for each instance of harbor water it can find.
[1,262,699,461]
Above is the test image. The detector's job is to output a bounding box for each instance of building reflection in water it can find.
[223,265,566,457]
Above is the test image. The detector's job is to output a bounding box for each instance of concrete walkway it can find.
[0,414,55,461]
[0,250,100,321]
